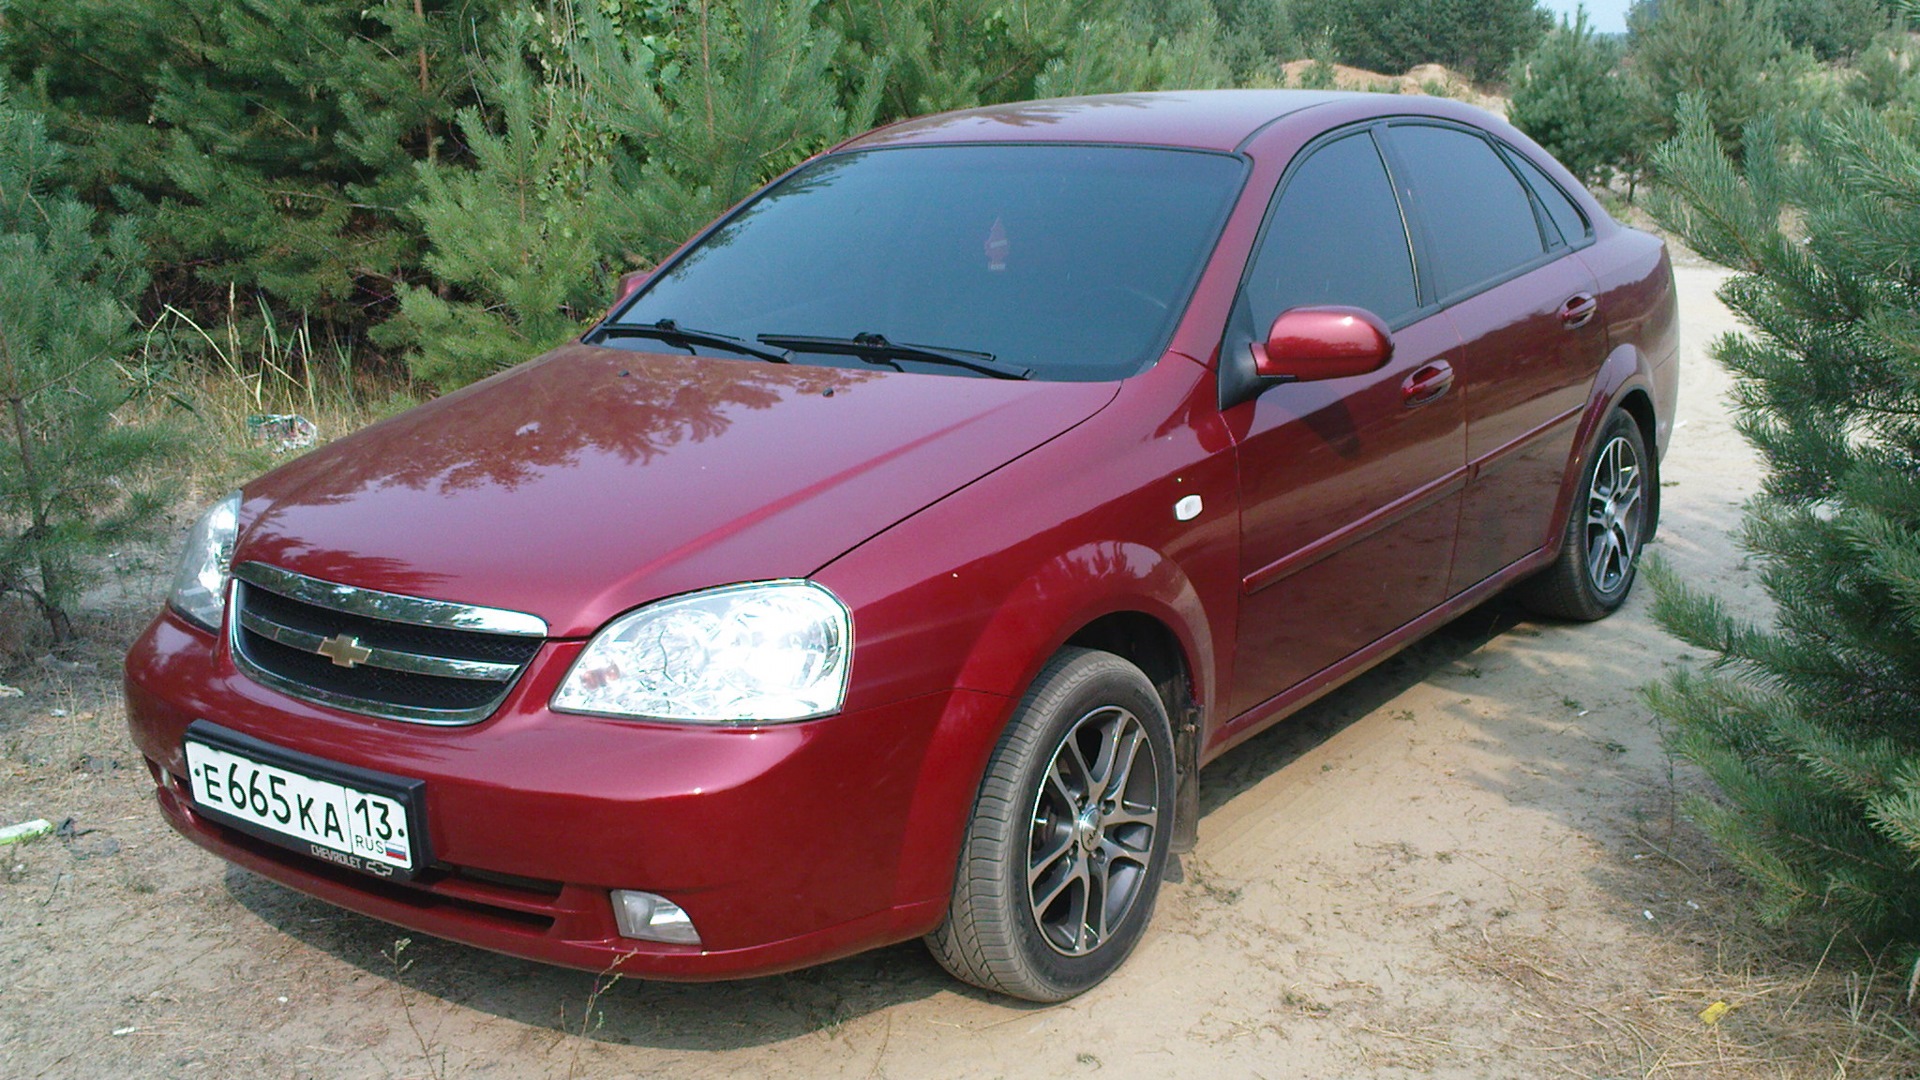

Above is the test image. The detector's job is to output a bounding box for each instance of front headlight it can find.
[552,580,852,723]
[167,491,241,632]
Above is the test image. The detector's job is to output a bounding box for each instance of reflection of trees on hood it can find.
[259,346,877,505]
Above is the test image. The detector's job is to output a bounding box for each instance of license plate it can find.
[183,721,429,882]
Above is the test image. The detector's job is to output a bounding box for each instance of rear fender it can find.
[1542,344,1662,561]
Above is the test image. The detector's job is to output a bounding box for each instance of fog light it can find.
[611,890,702,945]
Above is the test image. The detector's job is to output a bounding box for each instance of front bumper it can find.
[125,609,1006,980]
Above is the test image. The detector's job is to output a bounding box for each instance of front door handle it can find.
[1402,360,1453,408]
[1561,292,1599,329]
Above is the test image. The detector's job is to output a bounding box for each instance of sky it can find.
[1538,0,1633,34]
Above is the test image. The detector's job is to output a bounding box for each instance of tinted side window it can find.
[1505,147,1589,247]
[1245,132,1417,326]
[1390,125,1546,298]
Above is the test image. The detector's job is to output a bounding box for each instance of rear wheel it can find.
[1519,408,1654,621]
[926,647,1174,1001]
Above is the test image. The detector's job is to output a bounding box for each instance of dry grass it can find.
[124,295,416,500]
[3,296,412,664]
[1443,815,1919,1078]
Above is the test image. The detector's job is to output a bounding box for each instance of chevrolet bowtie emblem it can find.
[316,633,373,668]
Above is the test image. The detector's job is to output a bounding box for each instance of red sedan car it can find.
[127,90,1677,1001]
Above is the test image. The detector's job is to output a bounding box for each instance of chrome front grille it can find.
[229,562,547,725]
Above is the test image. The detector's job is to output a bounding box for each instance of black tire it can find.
[926,647,1175,1001]
[1518,409,1655,621]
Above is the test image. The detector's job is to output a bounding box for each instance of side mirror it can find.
[1253,305,1393,382]
[615,268,652,303]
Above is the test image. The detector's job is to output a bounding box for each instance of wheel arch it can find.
[1063,611,1203,853]
[1613,384,1661,544]
[892,542,1218,912]
[1543,344,1663,561]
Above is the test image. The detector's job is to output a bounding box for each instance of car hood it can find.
[234,344,1119,637]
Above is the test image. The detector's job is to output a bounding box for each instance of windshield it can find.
[611,144,1246,381]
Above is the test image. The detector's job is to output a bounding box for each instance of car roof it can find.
[839,90,1405,154]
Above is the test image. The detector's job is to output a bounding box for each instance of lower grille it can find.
[229,562,547,725]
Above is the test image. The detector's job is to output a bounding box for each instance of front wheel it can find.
[926,648,1175,1001]
[1518,408,1655,621]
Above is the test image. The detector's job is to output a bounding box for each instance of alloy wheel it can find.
[1026,705,1161,957]
[1585,434,1645,595]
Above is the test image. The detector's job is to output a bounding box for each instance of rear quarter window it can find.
[1503,147,1591,248]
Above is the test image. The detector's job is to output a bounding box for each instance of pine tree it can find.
[1509,9,1641,188]
[1645,96,1920,956]
[1774,0,1892,60]
[4,0,506,338]
[0,86,180,641]
[1289,0,1553,83]
[374,45,608,393]
[1850,27,1920,114]
[1210,0,1296,84]
[1033,0,1236,97]
[1626,0,1806,154]
[824,0,1104,120]
[383,1,875,391]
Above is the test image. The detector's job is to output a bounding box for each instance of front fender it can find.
[951,540,1215,711]
[861,541,1221,913]
[814,357,1240,912]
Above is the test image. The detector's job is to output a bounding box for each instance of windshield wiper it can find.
[757,332,1033,380]
[596,319,792,365]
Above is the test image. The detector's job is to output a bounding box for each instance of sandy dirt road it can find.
[2,265,1804,1078]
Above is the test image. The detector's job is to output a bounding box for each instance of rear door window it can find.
[1388,124,1548,300]
[1243,131,1418,326]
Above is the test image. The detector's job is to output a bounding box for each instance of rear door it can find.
[1379,122,1610,594]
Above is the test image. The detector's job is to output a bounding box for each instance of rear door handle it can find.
[1402,360,1453,408]
[1561,293,1599,329]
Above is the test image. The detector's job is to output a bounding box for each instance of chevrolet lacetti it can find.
[126,90,1677,1001]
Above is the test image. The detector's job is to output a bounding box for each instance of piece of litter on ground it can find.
[277,996,289,1004]
[248,413,319,453]
[112,1026,139,1037]
[1686,900,1701,910]
[1699,1000,1731,1025]
[1643,910,1655,921]
[1576,710,1589,717]
[0,683,21,698]
[0,819,54,845]
[48,708,67,717]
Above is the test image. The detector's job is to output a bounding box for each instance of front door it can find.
[1223,128,1467,719]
